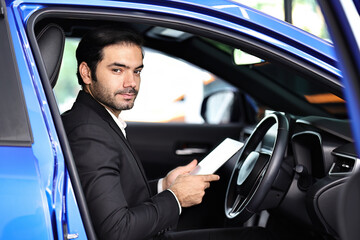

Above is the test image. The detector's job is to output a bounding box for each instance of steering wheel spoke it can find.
[229,194,243,216]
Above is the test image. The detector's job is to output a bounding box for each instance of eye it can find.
[112,68,122,73]
[134,70,142,75]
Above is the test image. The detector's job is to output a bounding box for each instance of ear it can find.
[79,62,92,85]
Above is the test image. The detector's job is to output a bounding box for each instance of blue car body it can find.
[0,0,357,239]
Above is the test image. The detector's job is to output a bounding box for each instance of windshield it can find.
[204,38,347,119]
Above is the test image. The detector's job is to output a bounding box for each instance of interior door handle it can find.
[175,148,208,156]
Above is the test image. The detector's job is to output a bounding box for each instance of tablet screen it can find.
[190,138,244,175]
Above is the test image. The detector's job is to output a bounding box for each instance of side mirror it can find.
[201,90,240,124]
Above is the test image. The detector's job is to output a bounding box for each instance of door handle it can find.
[175,147,208,156]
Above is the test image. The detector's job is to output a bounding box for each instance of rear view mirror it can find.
[233,49,263,65]
[201,90,239,124]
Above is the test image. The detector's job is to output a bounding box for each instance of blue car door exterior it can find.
[1,0,86,239]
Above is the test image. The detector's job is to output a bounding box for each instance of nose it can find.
[123,71,137,88]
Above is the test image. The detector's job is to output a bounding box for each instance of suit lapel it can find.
[107,118,136,157]
[106,115,153,197]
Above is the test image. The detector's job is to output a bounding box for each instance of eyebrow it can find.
[108,62,144,69]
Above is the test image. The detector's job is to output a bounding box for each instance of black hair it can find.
[76,26,144,86]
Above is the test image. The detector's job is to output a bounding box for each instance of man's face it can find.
[86,43,143,116]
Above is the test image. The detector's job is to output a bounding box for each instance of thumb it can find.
[182,159,198,172]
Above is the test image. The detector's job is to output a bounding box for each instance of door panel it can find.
[127,122,244,180]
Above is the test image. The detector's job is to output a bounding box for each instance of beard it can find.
[90,75,138,111]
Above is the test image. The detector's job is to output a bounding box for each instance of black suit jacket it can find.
[62,91,179,240]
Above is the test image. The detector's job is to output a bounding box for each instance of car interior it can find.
[27,6,356,240]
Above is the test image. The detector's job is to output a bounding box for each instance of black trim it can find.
[284,0,293,23]
[0,0,32,146]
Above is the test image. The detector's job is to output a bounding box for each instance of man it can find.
[62,26,273,240]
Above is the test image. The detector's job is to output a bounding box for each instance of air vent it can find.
[329,153,356,175]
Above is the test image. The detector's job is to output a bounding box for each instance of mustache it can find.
[115,88,138,95]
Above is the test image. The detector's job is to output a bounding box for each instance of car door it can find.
[2,1,93,239]
[0,1,58,238]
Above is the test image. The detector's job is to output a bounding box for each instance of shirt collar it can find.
[105,108,127,138]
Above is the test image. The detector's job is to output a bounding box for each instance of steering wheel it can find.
[225,112,289,222]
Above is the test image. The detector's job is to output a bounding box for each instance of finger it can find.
[201,174,220,182]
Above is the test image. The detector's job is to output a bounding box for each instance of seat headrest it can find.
[36,24,65,88]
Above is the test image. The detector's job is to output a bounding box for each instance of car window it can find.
[205,39,348,119]
[54,38,253,124]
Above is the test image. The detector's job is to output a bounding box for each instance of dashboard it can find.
[277,115,357,237]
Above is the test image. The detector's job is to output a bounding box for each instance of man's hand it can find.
[162,159,198,190]
[163,160,220,207]
[169,173,220,207]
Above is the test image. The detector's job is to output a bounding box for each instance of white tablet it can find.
[190,138,244,175]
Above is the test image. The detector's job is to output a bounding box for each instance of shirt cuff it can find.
[158,179,181,215]
[157,178,164,193]
[167,189,182,215]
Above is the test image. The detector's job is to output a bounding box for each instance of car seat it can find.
[36,23,65,88]
[338,171,360,240]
